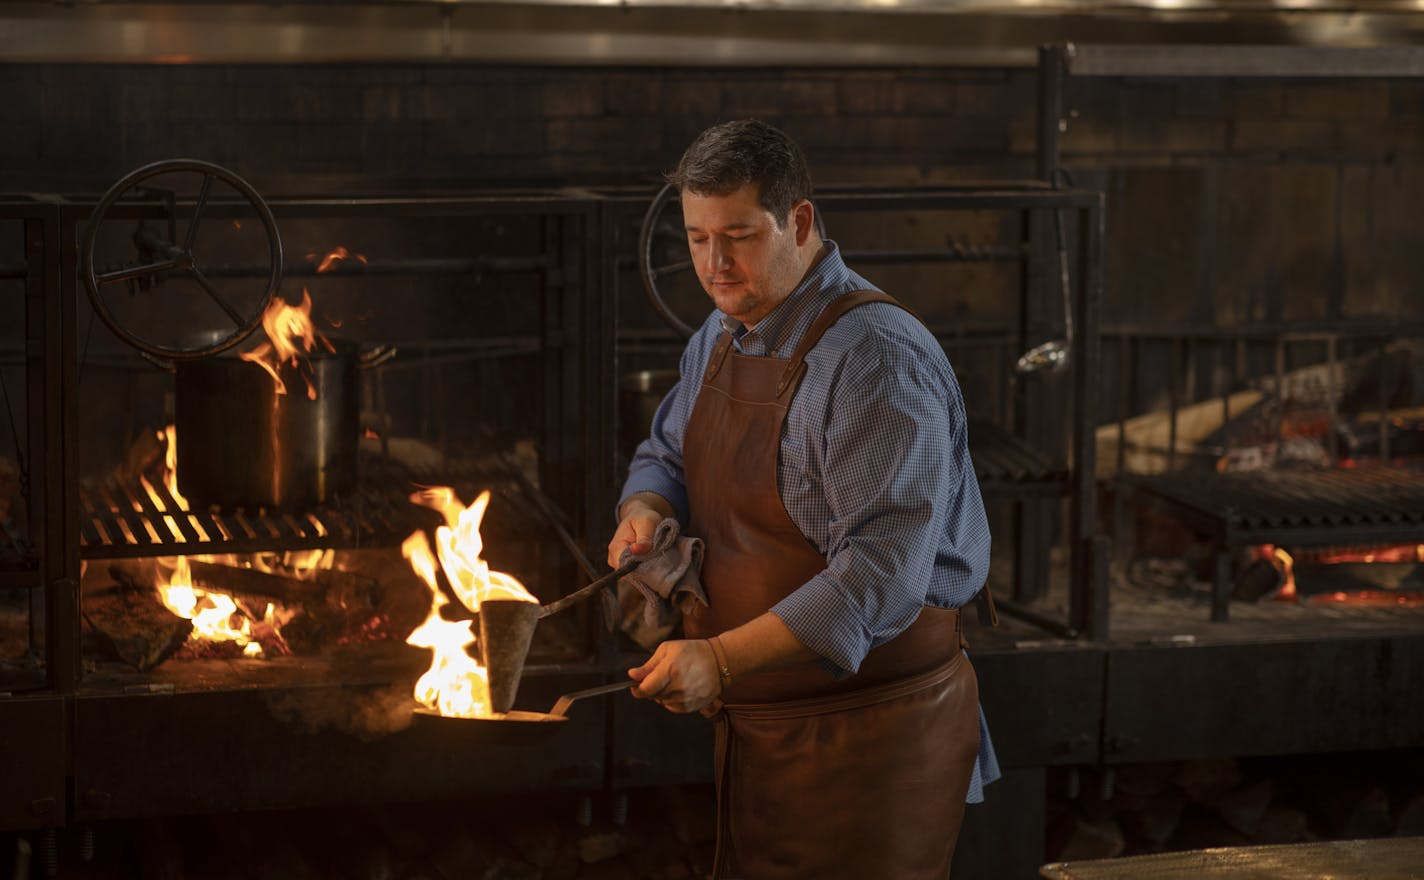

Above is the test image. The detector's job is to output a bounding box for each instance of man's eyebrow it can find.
[685,222,756,233]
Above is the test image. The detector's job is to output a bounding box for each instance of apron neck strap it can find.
[776,290,901,397]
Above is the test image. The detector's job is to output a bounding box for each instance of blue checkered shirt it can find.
[620,240,999,801]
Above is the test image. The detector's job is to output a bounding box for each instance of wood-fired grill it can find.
[1104,322,1424,623]
[76,456,531,558]
[0,180,1113,845]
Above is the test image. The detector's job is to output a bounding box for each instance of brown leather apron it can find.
[682,290,981,880]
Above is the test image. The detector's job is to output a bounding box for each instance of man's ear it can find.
[792,200,816,246]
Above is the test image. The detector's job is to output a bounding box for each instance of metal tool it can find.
[456,559,640,714]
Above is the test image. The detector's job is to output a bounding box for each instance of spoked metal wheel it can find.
[637,183,705,342]
[79,159,283,361]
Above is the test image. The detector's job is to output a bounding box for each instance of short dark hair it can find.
[665,119,813,228]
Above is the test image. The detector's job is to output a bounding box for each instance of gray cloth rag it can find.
[616,517,708,628]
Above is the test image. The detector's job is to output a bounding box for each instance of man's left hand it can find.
[628,639,721,714]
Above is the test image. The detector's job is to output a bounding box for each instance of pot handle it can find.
[359,345,397,369]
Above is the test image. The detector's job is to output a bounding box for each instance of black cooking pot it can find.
[174,339,394,511]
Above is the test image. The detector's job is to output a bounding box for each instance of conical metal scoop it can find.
[478,559,639,713]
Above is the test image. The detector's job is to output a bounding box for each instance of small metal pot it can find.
[174,340,393,511]
[618,369,680,462]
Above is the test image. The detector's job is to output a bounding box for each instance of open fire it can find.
[402,487,538,718]
[1246,543,1424,607]
[237,245,359,399]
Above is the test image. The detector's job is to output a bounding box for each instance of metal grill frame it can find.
[1,183,1107,830]
[1132,467,1424,622]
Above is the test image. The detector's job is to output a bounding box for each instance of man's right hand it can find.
[607,493,674,567]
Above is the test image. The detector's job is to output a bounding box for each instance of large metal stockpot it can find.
[174,340,391,511]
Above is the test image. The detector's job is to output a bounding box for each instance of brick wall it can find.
[2,63,1421,325]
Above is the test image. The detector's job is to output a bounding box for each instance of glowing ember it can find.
[1251,543,1424,605]
[1308,591,1424,607]
[1310,544,1424,566]
[404,488,537,718]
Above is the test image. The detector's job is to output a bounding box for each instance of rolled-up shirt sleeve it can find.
[772,334,987,676]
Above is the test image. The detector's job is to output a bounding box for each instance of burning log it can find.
[187,559,325,604]
[83,572,192,672]
[185,558,390,655]
[187,559,378,607]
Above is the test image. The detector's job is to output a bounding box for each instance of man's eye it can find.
[689,237,708,245]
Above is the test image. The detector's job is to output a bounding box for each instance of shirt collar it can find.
[720,241,850,357]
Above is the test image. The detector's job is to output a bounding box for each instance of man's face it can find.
[682,184,809,327]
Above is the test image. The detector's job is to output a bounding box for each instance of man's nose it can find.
[704,240,732,273]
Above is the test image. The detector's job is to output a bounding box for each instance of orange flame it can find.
[404,488,537,718]
[239,289,328,399]
[151,552,323,658]
[1253,543,1424,606]
[155,556,265,657]
[314,246,367,274]
[1310,543,1424,565]
[1270,546,1297,602]
[134,424,207,541]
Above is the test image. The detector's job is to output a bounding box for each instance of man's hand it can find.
[628,639,722,714]
[607,493,674,567]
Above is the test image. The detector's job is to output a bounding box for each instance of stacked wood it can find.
[1256,805,1312,844]
[1048,753,1424,863]
[1213,779,1274,837]
[1316,783,1393,840]
[1393,793,1424,837]
[1049,814,1126,861]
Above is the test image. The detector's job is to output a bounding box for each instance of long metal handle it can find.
[538,558,639,618]
[549,680,634,718]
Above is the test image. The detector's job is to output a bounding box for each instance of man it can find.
[608,119,997,879]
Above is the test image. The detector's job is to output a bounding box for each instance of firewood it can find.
[1255,805,1311,845]
[1167,805,1251,852]
[1233,557,1286,602]
[1113,762,1178,800]
[188,559,325,604]
[1119,791,1186,848]
[1050,812,1126,862]
[1174,758,1242,804]
[1393,793,1424,837]
[1319,784,1392,839]
[82,586,192,672]
[1214,779,1274,837]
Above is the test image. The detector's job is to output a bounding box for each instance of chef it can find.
[609,118,999,879]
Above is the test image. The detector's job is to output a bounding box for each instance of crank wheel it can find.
[637,183,703,342]
[80,159,283,361]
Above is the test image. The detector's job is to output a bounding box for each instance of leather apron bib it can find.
[682,290,981,880]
